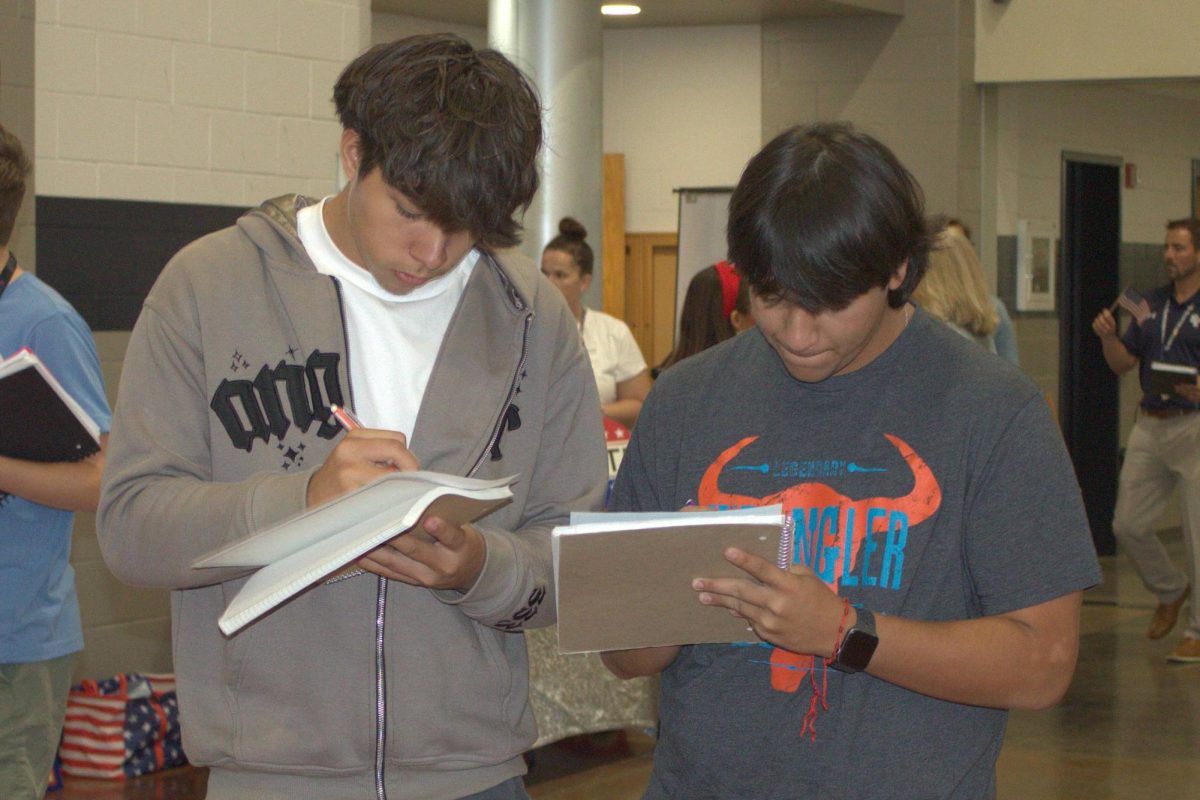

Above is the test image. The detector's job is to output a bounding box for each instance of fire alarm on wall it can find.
[1124,163,1138,189]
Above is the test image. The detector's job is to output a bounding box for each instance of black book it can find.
[1149,360,1199,402]
[0,348,101,462]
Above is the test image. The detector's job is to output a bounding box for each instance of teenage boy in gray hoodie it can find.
[98,34,605,800]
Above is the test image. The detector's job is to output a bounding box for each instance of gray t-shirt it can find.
[611,308,1101,800]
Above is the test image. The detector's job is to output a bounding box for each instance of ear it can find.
[580,271,593,292]
[887,259,909,291]
[730,309,755,332]
[339,129,362,181]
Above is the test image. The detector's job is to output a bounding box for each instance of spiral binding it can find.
[776,513,795,569]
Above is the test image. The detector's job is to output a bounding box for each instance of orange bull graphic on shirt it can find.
[698,434,941,700]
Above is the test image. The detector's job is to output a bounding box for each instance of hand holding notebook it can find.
[1149,361,1199,401]
[0,348,101,463]
[193,470,516,635]
[552,505,790,653]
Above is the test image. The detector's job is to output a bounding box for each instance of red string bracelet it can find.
[800,595,853,741]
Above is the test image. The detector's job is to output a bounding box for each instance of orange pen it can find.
[329,404,363,431]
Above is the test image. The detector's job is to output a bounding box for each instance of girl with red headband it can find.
[655,261,755,376]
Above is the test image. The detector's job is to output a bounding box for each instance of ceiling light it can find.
[601,4,641,16]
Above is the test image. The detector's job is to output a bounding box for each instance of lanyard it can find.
[0,252,16,302]
[1160,297,1196,355]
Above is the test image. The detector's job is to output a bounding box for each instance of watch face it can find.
[838,629,879,671]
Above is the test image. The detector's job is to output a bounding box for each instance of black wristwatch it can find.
[830,607,878,673]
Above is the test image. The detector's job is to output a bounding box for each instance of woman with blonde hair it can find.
[913,226,999,353]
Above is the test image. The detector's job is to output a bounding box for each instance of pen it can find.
[330,404,362,431]
[330,405,404,472]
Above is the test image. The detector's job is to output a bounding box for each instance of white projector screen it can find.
[674,187,733,343]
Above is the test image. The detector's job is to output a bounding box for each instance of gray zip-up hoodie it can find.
[98,196,607,799]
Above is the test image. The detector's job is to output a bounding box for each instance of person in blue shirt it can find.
[0,124,112,800]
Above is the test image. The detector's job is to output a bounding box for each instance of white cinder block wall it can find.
[28,0,371,682]
[601,25,762,233]
[34,0,367,206]
[763,0,976,240]
[372,11,486,50]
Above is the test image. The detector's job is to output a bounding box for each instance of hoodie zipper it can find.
[328,279,390,800]
[333,275,532,800]
[373,574,388,800]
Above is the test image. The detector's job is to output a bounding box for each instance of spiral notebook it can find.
[552,505,791,653]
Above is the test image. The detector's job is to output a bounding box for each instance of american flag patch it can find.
[59,673,186,780]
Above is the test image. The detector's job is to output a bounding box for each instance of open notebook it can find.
[193,471,516,635]
[552,505,791,653]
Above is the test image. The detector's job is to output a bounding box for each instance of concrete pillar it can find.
[489,0,603,305]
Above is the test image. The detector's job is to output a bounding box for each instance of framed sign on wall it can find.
[1016,218,1057,312]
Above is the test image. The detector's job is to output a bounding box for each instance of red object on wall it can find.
[1124,163,1138,189]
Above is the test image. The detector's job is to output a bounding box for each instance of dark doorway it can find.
[1060,155,1121,556]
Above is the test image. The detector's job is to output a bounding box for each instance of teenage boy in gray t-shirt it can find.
[602,123,1101,800]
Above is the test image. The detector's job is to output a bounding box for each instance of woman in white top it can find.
[541,217,651,428]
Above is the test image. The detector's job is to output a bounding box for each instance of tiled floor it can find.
[57,532,1199,799]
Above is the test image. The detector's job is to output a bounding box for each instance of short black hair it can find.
[333,34,542,250]
[0,124,31,247]
[727,123,933,311]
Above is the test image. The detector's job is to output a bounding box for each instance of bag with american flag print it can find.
[58,672,187,780]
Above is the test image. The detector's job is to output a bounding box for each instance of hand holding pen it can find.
[329,403,364,432]
[305,405,420,508]
[325,405,486,590]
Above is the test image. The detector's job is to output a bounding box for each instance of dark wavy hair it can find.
[334,34,542,250]
[656,264,748,373]
[0,124,31,247]
[728,123,934,311]
[543,217,593,276]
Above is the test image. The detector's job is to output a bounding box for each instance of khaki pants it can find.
[0,652,77,800]
[1113,413,1200,639]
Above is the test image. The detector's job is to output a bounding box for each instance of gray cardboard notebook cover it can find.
[552,506,788,654]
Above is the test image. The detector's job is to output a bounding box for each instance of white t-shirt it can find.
[297,198,476,437]
[579,308,647,404]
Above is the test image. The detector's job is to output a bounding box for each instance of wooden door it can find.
[624,232,678,368]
